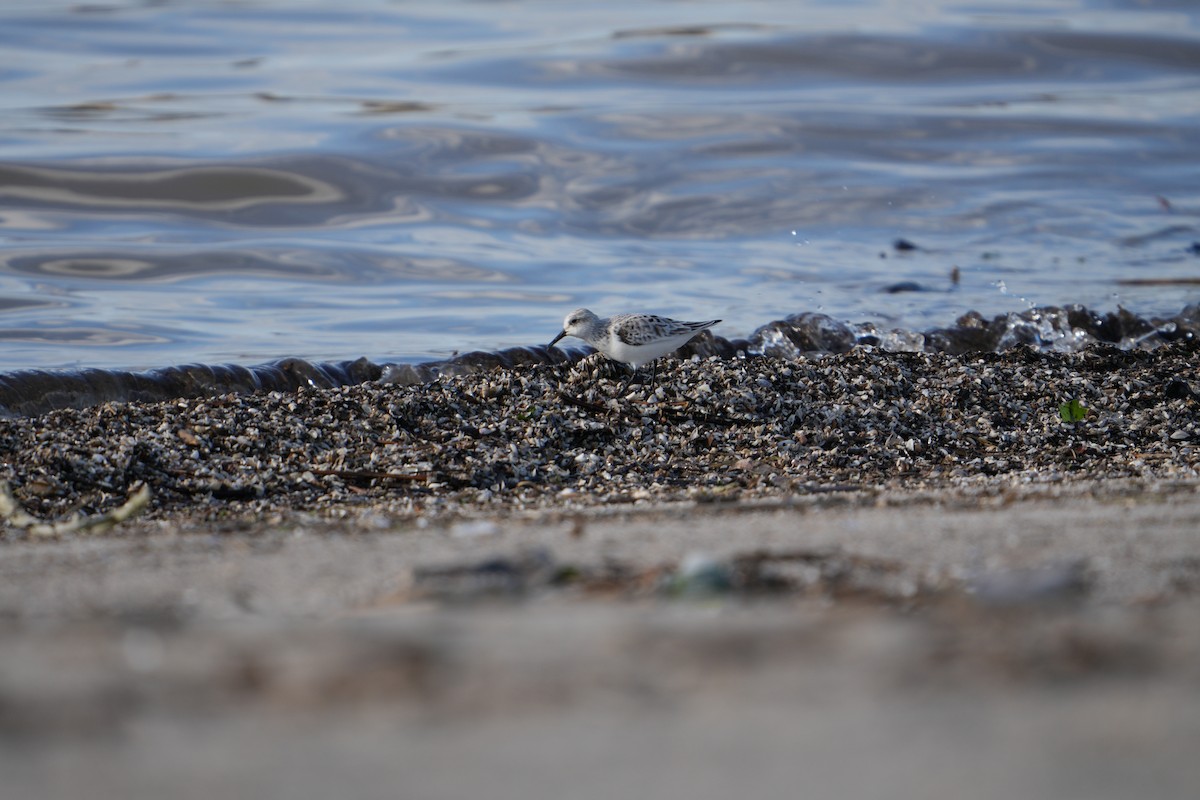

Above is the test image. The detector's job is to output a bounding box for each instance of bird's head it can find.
[549,308,597,347]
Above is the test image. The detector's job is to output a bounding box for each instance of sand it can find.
[2,480,1199,800]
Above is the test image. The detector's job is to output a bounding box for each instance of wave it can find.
[1,303,1195,418]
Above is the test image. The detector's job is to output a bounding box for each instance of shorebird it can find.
[548,308,720,390]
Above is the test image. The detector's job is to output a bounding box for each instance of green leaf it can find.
[1058,398,1088,423]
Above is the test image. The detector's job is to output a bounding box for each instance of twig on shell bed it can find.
[308,468,430,483]
[0,481,151,538]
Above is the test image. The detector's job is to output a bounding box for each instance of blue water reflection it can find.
[0,0,1197,370]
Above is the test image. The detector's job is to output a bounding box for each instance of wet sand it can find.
[2,481,1200,800]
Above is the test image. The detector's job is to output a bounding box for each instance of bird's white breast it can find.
[603,329,698,368]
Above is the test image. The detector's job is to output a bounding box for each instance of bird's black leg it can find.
[619,365,638,392]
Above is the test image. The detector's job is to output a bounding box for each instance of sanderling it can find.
[548,308,721,389]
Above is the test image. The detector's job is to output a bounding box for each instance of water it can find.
[1,0,1199,373]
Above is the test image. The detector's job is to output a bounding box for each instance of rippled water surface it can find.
[2,0,1199,371]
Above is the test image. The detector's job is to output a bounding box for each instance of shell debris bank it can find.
[0,340,1197,530]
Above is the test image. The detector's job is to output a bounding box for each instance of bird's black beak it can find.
[548,330,567,348]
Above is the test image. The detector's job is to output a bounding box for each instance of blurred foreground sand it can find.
[2,482,1198,800]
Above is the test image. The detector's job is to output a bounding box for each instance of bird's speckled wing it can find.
[612,314,718,346]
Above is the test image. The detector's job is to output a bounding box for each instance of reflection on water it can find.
[0,0,1198,370]
[0,163,340,210]
[1,248,510,284]
[0,326,169,347]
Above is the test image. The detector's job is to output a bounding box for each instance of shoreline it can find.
[1,301,1196,419]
